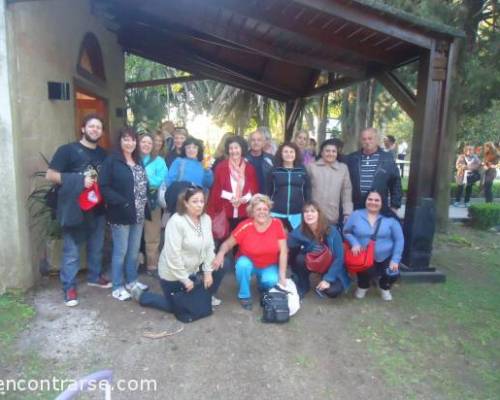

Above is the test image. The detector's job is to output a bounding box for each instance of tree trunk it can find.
[341,87,356,153]
[366,79,376,128]
[317,93,329,145]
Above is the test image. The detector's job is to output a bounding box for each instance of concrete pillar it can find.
[0,1,34,294]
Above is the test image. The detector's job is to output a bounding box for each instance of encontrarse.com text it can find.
[0,378,157,394]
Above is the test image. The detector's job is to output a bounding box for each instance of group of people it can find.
[453,143,499,207]
[46,114,404,313]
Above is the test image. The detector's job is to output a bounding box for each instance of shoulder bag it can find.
[343,218,382,275]
[305,242,333,274]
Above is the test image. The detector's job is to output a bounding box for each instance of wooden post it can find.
[402,40,452,279]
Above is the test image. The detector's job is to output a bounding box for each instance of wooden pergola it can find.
[93,0,463,278]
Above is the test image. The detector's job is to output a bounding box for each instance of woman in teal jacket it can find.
[139,133,168,273]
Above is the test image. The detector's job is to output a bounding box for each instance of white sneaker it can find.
[355,288,368,299]
[379,288,393,301]
[125,281,148,291]
[211,296,222,307]
[112,287,132,301]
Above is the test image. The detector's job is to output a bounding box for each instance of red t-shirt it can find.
[232,218,286,268]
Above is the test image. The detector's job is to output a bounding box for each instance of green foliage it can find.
[0,291,35,356]
[468,203,500,229]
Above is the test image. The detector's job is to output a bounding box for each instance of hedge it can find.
[468,203,500,229]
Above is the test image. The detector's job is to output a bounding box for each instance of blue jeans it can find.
[235,256,279,299]
[60,215,105,291]
[110,223,144,290]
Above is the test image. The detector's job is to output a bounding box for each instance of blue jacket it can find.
[288,225,351,289]
[166,157,213,189]
[343,209,404,263]
[267,166,311,215]
[143,155,168,189]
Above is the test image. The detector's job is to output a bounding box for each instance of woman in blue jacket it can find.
[288,201,350,299]
[100,127,149,301]
[343,190,404,301]
[267,142,310,231]
[139,133,168,274]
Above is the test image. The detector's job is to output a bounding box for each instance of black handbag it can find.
[261,286,290,324]
[171,284,212,323]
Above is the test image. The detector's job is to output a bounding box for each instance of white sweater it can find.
[158,213,215,283]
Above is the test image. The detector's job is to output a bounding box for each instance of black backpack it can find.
[261,286,290,324]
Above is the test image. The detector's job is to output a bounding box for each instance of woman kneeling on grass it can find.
[343,190,404,301]
[288,201,350,299]
[132,186,225,311]
[212,194,288,310]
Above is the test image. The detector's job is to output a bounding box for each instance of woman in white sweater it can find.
[132,186,225,311]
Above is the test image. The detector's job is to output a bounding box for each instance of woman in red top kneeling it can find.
[213,194,288,310]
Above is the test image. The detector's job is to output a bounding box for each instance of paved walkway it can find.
[397,204,469,220]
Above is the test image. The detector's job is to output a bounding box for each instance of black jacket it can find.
[267,166,311,215]
[56,173,85,228]
[99,152,147,225]
[345,148,402,210]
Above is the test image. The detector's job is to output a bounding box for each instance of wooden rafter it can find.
[125,75,204,89]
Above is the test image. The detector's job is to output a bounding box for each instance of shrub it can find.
[468,203,500,229]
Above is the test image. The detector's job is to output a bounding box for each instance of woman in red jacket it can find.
[208,135,259,232]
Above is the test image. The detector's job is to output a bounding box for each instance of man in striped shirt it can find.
[345,128,402,213]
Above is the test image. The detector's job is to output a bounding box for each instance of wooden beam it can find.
[306,76,366,97]
[206,0,402,66]
[292,0,433,49]
[376,71,416,120]
[285,98,304,140]
[119,0,366,78]
[125,75,204,89]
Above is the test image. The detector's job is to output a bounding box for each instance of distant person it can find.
[397,140,408,177]
[246,129,274,193]
[45,114,111,306]
[139,133,168,275]
[165,127,188,167]
[288,202,350,299]
[482,142,498,203]
[207,135,259,231]
[383,135,397,159]
[344,191,404,301]
[213,194,288,310]
[307,139,352,225]
[267,142,310,231]
[454,145,481,207]
[160,121,175,154]
[308,138,318,159]
[345,128,402,214]
[99,127,149,301]
[153,131,167,159]
[132,187,225,311]
[293,130,315,166]
[257,126,278,156]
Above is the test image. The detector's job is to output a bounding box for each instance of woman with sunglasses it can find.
[132,186,225,311]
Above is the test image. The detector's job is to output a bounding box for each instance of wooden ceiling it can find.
[92,0,461,101]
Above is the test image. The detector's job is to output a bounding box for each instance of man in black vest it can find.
[345,127,402,214]
[46,114,111,307]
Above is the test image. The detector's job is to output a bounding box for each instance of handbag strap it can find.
[370,218,382,241]
[271,285,290,295]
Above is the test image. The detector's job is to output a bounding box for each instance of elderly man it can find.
[246,129,274,193]
[345,128,402,213]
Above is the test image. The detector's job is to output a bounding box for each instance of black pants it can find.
[291,252,344,299]
[455,183,473,203]
[138,268,226,312]
[356,258,397,290]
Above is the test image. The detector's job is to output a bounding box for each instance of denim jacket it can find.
[288,225,351,290]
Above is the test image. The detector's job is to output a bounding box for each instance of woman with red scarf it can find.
[208,135,259,232]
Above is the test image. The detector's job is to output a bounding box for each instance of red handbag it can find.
[212,210,230,240]
[305,243,333,274]
[78,183,102,211]
[343,219,381,275]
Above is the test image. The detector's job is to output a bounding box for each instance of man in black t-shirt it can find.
[46,114,110,307]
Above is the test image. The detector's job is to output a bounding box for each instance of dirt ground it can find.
[14,272,409,400]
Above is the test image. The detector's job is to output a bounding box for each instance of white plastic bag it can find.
[274,278,300,317]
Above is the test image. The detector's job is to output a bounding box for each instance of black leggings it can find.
[291,252,344,298]
[356,257,397,290]
[455,183,473,203]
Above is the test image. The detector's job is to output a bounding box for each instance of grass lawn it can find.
[350,223,500,399]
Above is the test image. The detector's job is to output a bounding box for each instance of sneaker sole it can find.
[112,295,131,301]
[87,282,112,289]
[65,300,79,307]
